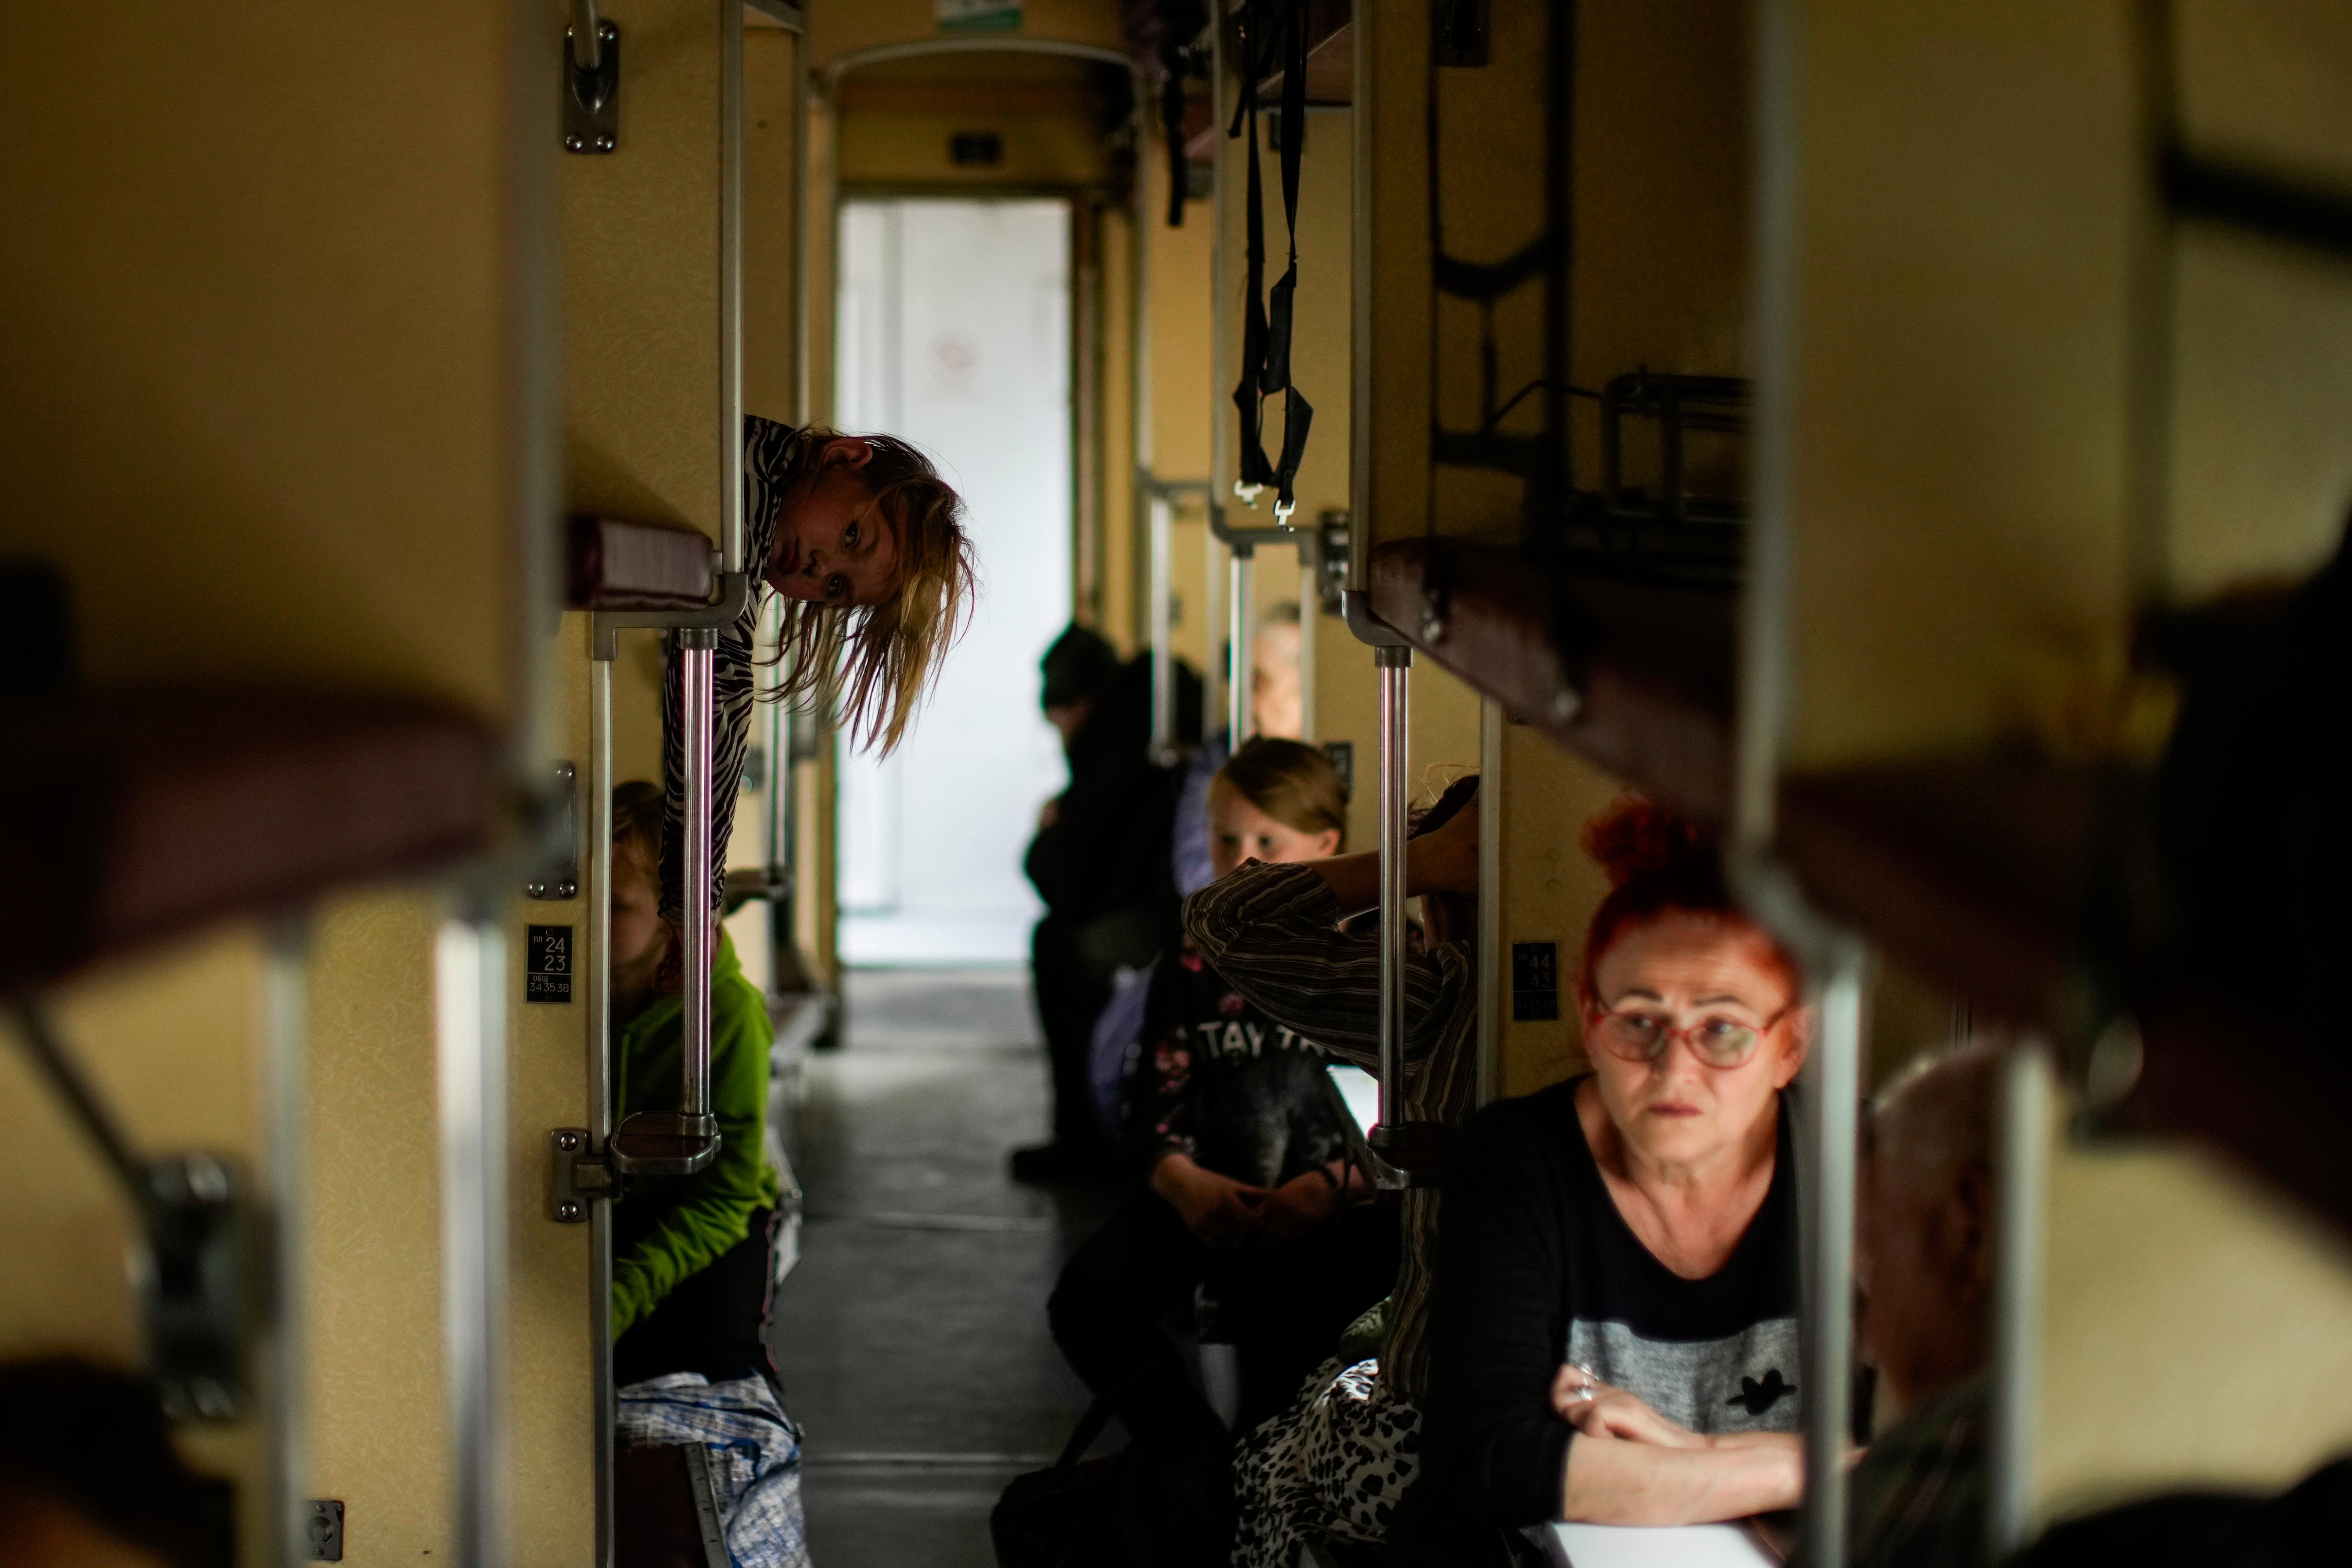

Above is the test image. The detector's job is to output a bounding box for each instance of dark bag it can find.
[991,1377,1234,1568]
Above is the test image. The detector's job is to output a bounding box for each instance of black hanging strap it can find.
[1229,0,1315,518]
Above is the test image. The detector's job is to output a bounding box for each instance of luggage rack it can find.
[1546,371,1750,588]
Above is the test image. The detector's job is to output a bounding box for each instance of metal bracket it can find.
[1340,588,1412,651]
[1208,501,1295,548]
[591,571,754,662]
[525,761,580,900]
[548,1127,615,1223]
[304,1499,345,1562]
[562,18,620,155]
[609,1111,721,1178]
[140,1152,252,1421]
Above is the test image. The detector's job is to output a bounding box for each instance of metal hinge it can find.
[547,1128,614,1223]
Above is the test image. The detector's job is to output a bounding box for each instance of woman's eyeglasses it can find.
[1588,1005,1791,1068]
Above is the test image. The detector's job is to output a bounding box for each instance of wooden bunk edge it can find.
[1367,538,1735,822]
[3,691,500,986]
[566,515,718,611]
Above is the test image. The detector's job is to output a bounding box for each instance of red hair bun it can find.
[1580,796,1712,888]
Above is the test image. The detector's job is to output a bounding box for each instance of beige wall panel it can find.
[810,0,1124,69]
[2036,1134,2352,1522]
[810,102,842,424]
[1784,2,2137,768]
[0,2,518,716]
[308,890,453,1562]
[2167,230,2352,597]
[2176,0,2352,185]
[1353,0,1435,573]
[1101,201,1140,652]
[839,113,1116,189]
[611,633,674,791]
[1313,649,1483,871]
[1491,726,1623,1100]
[564,0,723,537]
[1564,2,1749,480]
[1423,0,1554,550]
[1146,134,1218,483]
[0,930,269,1551]
[746,27,805,424]
[0,931,263,1360]
[504,617,596,1565]
[1171,508,1215,679]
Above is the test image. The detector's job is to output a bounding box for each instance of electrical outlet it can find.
[305,1499,344,1561]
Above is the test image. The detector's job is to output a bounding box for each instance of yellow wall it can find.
[0,3,555,1560]
[2036,1132,2352,1523]
[809,0,1124,67]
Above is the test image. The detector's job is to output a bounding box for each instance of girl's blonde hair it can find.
[1218,737,1349,848]
[767,429,978,755]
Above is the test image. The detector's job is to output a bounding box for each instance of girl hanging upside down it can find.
[656,415,977,928]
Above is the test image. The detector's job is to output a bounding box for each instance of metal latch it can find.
[547,1128,615,1223]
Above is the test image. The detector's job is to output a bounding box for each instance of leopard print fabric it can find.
[1231,1355,1423,1568]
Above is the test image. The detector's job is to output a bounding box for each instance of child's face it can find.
[1207,775,1342,880]
[610,854,667,974]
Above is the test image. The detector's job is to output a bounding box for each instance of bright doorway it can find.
[835,198,1072,966]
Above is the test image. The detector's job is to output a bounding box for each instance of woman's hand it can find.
[1150,1154,1269,1248]
[1253,1168,1342,1246]
[1551,1366,1706,1449]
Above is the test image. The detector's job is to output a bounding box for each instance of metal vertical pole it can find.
[1797,941,1863,1568]
[1375,646,1411,1126]
[1296,553,1318,741]
[719,0,745,574]
[1203,521,1226,739]
[679,629,718,1119]
[587,656,616,1568]
[262,914,310,1568]
[1149,492,1174,756]
[437,909,509,1568]
[1475,697,1504,1108]
[1990,1045,2051,1561]
[1229,543,1255,741]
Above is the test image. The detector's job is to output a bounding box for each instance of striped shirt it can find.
[1183,861,1481,1400]
[659,415,804,923]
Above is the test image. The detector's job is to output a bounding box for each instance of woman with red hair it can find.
[1423,798,1813,1554]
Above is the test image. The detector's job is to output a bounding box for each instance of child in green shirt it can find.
[608,782,784,1386]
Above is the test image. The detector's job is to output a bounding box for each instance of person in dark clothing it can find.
[1049,739,1398,1440]
[1016,625,1186,1182]
[1419,798,1810,1557]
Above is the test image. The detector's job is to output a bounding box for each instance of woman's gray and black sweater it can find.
[1427,1078,1802,1527]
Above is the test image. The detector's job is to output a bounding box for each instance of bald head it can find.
[1858,1041,2004,1414]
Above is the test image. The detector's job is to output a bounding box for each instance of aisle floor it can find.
[770,967,1117,1566]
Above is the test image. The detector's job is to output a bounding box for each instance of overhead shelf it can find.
[4,691,498,986]
[1256,0,1351,107]
[1367,537,1737,824]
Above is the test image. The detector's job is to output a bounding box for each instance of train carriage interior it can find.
[5,1,2352,1566]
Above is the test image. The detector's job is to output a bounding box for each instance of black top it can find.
[1127,939,1348,1187]
[1426,1077,1802,1527]
[1023,653,1179,927]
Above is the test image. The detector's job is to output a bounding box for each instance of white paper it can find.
[1327,1063,1380,1136]
[1541,1522,1780,1568]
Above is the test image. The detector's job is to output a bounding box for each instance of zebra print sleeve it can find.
[657,415,801,923]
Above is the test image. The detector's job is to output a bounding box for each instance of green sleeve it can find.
[611,971,782,1338]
